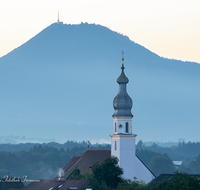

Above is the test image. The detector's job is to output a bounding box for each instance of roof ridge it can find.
[86,149,111,151]
[64,150,110,176]
[63,156,81,170]
[136,155,155,177]
[65,151,89,177]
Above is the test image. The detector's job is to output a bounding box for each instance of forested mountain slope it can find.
[0,22,199,142]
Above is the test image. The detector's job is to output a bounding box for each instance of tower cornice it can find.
[110,134,137,138]
[113,116,133,119]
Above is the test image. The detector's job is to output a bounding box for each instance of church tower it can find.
[110,55,155,182]
[110,55,137,179]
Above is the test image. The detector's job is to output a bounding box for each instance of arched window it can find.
[115,141,117,150]
[114,122,117,133]
[125,122,129,133]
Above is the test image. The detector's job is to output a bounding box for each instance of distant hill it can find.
[0,22,199,143]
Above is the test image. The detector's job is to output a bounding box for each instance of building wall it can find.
[111,135,137,180]
[135,156,155,183]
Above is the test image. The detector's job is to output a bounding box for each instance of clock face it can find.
[119,124,122,128]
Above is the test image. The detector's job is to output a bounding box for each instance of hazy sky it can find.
[0,0,200,63]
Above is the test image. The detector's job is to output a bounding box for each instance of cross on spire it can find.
[121,50,125,69]
[122,50,124,58]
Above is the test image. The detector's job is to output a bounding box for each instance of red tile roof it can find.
[23,179,64,190]
[23,179,88,190]
[60,150,111,179]
[59,180,89,190]
[63,156,81,174]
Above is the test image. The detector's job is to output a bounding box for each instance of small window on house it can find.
[114,122,117,133]
[125,122,129,133]
[115,141,117,150]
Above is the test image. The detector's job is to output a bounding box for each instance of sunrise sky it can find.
[0,0,199,63]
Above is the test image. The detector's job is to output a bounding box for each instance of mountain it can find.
[0,22,200,143]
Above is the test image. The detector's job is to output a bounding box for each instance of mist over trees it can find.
[0,140,110,152]
[137,140,200,175]
[148,156,175,176]
[0,140,200,180]
[137,140,200,160]
[0,141,110,180]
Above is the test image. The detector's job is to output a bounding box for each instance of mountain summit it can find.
[0,22,200,142]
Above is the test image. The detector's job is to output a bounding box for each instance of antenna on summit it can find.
[57,10,60,23]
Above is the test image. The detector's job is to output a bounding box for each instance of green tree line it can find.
[0,140,106,152]
[1,140,200,180]
[137,140,200,160]
[0,145,87,179]
[1,140,200,161]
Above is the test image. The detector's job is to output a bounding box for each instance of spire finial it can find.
[57,11,60,23]
[121,50,125,70]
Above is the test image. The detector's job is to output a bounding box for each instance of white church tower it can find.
[110,55,155,183]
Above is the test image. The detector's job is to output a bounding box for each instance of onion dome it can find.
[117,58,129,84]
[112,57,133,118]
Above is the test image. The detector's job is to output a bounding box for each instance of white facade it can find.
[110,134,137,179]
[135,156,155,183]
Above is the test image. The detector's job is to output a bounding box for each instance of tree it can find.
[136,140,144,150]
[86,156,123,190]
[149,177,170,190]
[136,149,164,166]
[68,168,86,180]
[116,179,148,190]
[148,156,175,176]
[177,164,193,174]
[189,154,200,173]
[149,172,200,190]
[171,173,200,190]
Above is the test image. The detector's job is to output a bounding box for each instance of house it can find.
[23,179,88,190]
[56,150,111,179]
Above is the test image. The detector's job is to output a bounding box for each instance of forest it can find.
[0,140,200,181]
